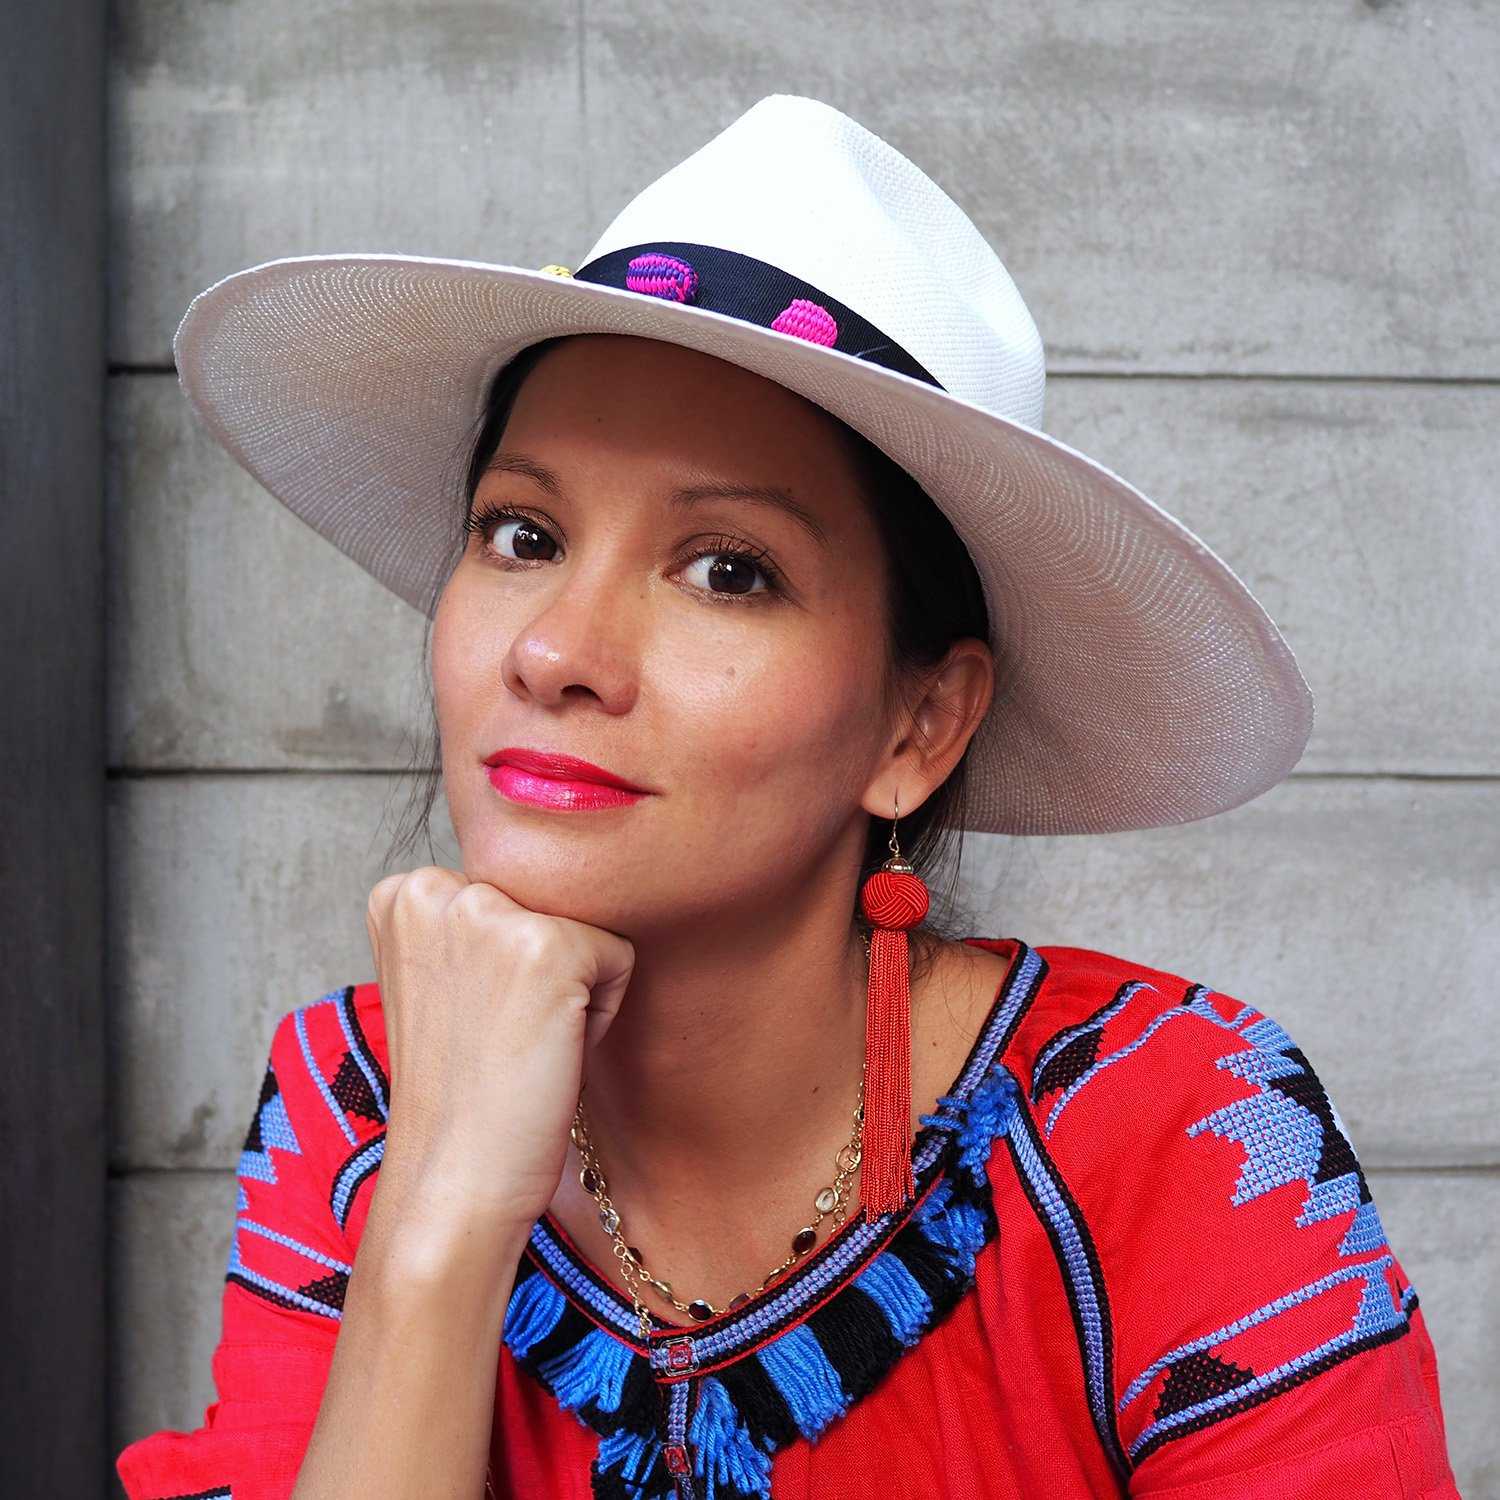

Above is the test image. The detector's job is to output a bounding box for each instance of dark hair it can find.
[380,335,995,975]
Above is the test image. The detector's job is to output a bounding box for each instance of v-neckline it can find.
[520,934,1035,1360]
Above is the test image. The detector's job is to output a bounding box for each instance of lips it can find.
[482,747,652,793]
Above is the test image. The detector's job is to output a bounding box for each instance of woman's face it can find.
[432,332,928,931]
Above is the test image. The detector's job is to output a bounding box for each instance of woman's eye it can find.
[486,513,558,563]
[681,549,778,599]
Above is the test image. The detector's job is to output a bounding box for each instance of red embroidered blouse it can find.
[116,938,1462,1498]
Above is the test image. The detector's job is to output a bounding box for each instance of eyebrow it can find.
[482,451,830,548]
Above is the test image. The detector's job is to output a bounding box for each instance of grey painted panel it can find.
[110,773,1496,1170]
[108,1167,1497,1497]
[106,373,424,769]
[110,0,586,365]
[108,373,1498,773]
[112,4,1498,375]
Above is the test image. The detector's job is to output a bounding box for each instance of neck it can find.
[572,894,887,1232]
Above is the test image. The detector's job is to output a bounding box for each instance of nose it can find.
[499,555,642,712]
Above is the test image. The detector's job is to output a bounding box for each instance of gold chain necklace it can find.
[484,927,874,1496]
[576,927,873,1344]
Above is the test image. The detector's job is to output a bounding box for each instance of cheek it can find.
[430,579,500,737]
[661,627,880,798]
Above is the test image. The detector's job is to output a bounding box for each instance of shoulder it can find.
[996,938,1379,1262]
[989,942,1443,1481]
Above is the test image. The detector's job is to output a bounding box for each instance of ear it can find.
[861,638,995,819]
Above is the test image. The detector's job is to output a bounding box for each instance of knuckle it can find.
[393,865,446,913]
[447,881,499,924]
[503,912,561,966]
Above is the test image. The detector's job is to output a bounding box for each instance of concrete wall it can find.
[107,4,1498,1495]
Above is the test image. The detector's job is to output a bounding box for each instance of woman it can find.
[116,95,1460,1499]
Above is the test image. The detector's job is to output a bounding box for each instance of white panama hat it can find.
[171,91,1314,837]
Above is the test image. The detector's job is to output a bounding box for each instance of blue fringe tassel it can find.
[852,1251,933,1345]
[688,1374,775,1498]
[502,1270,566,1360]
[910,1173,990,1261]
[596,1425,662,1490]
[754,1322,852,1437]
[954,1066,1022,1181]
[539,1324,637,1414]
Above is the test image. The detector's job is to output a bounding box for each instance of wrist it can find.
[362,1158,536,1284]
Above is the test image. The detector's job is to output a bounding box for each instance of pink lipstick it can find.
[483,747,653,812]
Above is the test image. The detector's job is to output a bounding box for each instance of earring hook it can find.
[886,789,913,872]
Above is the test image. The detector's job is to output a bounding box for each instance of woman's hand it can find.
[363,866,635,1239]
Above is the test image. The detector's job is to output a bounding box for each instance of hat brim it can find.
[172,252,1314,836]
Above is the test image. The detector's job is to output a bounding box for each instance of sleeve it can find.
[116,995,364,1500]
[1028,963,1462,1499]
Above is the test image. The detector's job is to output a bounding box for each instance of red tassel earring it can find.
[857,789,929,1223]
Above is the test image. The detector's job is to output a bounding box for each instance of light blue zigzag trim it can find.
[1044,989,1254,1137]
[295,996,358,1146]
[1118,1252,1400,1410]
[1125,1258,1407,1458]
[1238,1014,1298,1052]
[335,987,388,1121]
[1188,1089,1323,1207]
[236,1077,301,1187]
[1030,980,1152,1090]
[1187,1018,1385,1257]
[525,1221,645,1342]
[1298,1168,1365,1228]
[1340,1197,1389,1256]
[1008,1110,1113,1443]
[233,1216,352,1274]
[332,1134,384,1228]
[223,1238,344,1321]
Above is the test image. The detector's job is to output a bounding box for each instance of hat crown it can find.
[579,94,1046,427]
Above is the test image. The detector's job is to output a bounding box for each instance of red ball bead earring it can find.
[856,789,930,1221]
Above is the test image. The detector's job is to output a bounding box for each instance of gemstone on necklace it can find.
[626,1245,643,1264]
[581,1167,600,1193]
[728,1291,750,1310]
[792,1225,818,1255]
[599,1207,620,1235]
[814,1187,838,1214]
[687,1300,715,1321]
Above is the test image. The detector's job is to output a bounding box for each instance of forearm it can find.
[289,1166,531,1500]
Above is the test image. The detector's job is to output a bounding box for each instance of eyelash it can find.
[460,500,789,603]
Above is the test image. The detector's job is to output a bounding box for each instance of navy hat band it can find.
[569,241,944,392]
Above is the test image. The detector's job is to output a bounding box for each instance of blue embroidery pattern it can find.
[225,993,355,1319]
[1118,1253,1417,1462]
[1185,1010,1388,1258]
[1121,1001,1417,1456]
